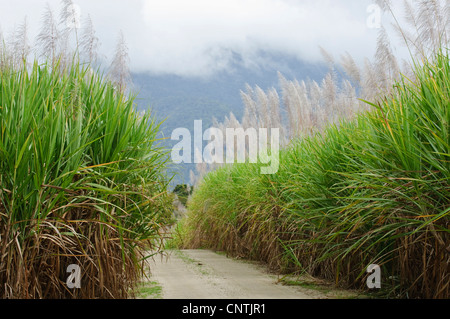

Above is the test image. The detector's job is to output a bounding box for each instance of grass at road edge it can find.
[134,281,163,299]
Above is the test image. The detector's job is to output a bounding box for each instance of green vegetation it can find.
[179,52,450,299]
[173,184,193,207]
[0,60,173,298]
[165,218,189,249]
[134,281,163,299]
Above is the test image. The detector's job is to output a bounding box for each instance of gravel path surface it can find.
[146,249,331,299]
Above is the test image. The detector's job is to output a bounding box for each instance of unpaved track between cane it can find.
[146,249,342,299]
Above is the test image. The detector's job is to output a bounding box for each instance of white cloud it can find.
[0,0,408,77]
[135,0,377,76]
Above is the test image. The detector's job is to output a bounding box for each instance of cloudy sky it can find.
[0,0,407,77]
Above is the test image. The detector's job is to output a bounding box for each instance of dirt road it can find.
[145,249,354,299]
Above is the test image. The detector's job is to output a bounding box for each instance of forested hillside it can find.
[133,54,328,185]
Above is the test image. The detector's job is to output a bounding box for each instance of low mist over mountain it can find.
[132,52,328,185]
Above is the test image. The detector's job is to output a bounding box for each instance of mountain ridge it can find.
[132,52,328,185]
